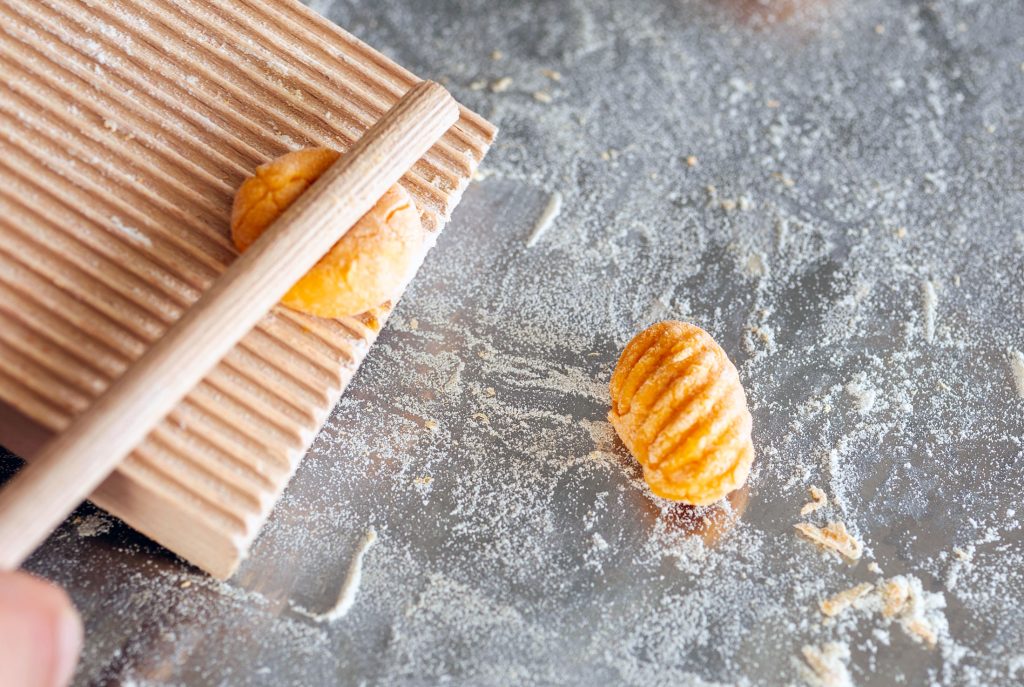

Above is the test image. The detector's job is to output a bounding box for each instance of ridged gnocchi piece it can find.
[609,321,754,505]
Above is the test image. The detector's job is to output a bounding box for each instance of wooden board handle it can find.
[0,81,459,570]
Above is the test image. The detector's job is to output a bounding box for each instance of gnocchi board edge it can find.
[0,0,496,578]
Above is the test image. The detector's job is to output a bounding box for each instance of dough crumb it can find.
[922,280,938,343]
[879,575,945,647]
[800,642,853,687]
[905,617,938,647]
[800,486,828,516]
[490,77,513,93]
[880,577,909,618]
[295,529,378,623]
[819,583,873,617]
[526,191,563,247]
[795,521,863,561]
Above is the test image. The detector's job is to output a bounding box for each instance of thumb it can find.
[0,571,82,687]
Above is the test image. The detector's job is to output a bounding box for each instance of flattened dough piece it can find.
[231,147,424,319]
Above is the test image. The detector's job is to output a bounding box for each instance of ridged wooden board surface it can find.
[0,0,495,578]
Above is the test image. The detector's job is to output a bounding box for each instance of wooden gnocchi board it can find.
[0,0,495,578]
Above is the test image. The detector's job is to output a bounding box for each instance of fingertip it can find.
[52,597,83,687]
[0,572,82,687]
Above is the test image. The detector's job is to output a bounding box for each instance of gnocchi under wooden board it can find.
[0,0,495,578]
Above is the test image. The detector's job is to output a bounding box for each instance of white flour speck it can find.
[1009,349,1024,399]
[76,514,113,538]
[109,216,152,248]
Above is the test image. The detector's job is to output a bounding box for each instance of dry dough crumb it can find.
[905,617,938,647]
[540,68,562,81]
[881,576,910,618]
[526,191,563,247]
[800,486,828,516]
[810,574,947,672]
[686,155,699,167]
[877,575,943,647]
[800,642,853,687]
[490,77,513,93]
[299,529,378,623]
[922,280,938,343]
[795,521,863,561]
[772,171,796,187]
[424,419,439,432]
[533,90,553,104]
[819,583,873,617]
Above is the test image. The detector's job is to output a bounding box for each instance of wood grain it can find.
[0,81,459,571]
[0,0,495,577]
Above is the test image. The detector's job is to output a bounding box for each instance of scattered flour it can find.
[844,374,877,415]
[11,0,1023,685]
[75,513,113,538]
[1009,349,1024,399]
[109,216,152,247]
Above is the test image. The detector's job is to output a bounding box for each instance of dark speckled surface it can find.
[4,0,1024,684]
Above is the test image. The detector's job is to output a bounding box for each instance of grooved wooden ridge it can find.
[0,0,495,578]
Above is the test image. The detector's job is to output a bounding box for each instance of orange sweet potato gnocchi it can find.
[231,147,424,319]
[609,321,754,505]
